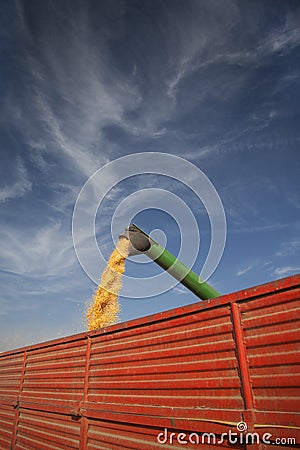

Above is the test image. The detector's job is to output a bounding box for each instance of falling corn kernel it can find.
[86,237,129,331]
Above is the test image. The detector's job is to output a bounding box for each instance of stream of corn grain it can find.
[86,237,129,331]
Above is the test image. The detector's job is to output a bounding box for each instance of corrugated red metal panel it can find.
[88,305,242,412]
[239,284,300,446]
[86,418,245,450]
[240,287,300,416]
[0,274,299,449]
[0,404,16,449]
[14,408,81,450]
[20,338,87,414]
[0,352,24,406]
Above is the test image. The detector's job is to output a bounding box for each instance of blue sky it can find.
[0,0,299,351]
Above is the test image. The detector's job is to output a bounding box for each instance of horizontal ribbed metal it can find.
[0,274,299,449]
[0,404,16,449]
[15,409,81,450]
[21,338,86,410]
[241,289,300,413]
[86,418,241,450]
[88,305,243,411]
[0,352,23,405]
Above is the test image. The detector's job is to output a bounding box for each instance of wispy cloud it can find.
[8,0,300,175]
[236,263,254,277]
[232,223,290,234]
[173,285,188,295]
[287,192,300,210]
[274,266,300,277]
[262,24,300,55]
[0,221,76,277]
[13,1,142,178]
[167,15,300,104]
[0,157,32,203]
[46,182,81,213]
[276,240,300,257]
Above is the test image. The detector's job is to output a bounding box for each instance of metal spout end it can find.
[119,224,151,256]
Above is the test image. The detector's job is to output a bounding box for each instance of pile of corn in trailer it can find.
[0,274,299,450]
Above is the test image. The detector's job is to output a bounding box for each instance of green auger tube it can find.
[120,224,220,300]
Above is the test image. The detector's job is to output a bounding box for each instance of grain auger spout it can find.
[119,223,220,300]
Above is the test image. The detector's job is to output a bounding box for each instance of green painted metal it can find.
[132,224,220,300]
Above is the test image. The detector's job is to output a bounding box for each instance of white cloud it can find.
[287,192,300,209]
[166,10,300,105]
[276,240,300,257]
[14,3,142,179]
[262,25,300,55]
[236,263,254,277]
[47,182,81,213]
[274,266,300,276]
[173,285,187,295]
[31,89,111,178]
[0,157,32,203]
[10,0,300,176]
[0,221,76,277]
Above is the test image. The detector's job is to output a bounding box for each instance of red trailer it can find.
[0,274,299,449]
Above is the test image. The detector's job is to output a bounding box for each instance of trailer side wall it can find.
[1,275,299,449]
